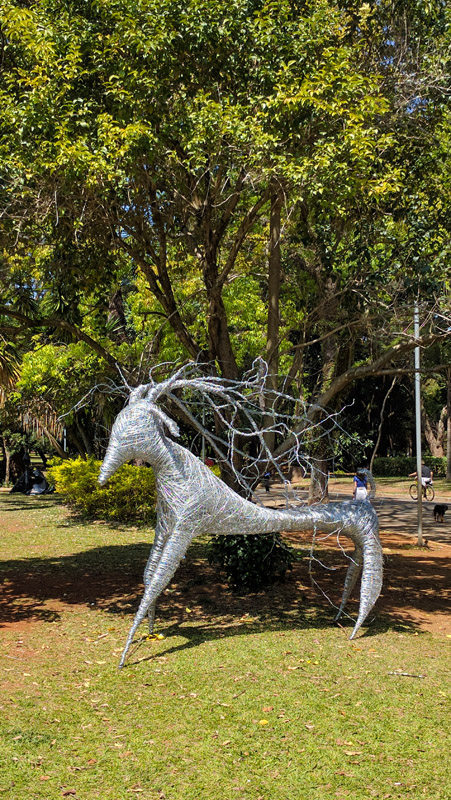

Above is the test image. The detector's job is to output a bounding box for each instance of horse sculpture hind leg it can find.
[334,542,362,625]
[142,519,170,634]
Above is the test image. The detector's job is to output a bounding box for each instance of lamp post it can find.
[414,301,423,546]
[201,407,206,463]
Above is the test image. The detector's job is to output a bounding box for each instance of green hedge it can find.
[47,456,156,521]
[208,533,294,592]
[372,456,447,478]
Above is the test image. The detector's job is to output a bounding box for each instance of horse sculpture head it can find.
[98,384,180,485]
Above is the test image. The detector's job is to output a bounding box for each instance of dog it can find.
[433,504,448,523]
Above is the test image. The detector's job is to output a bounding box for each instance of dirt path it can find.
[256,481,451,544]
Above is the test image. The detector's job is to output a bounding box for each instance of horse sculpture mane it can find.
[99,363,383,669]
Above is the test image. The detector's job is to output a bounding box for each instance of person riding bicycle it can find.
[409,462,433,498]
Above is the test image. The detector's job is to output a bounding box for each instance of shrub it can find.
[372,456,447,477]
[208,533,294,592]
[47,456,156,521]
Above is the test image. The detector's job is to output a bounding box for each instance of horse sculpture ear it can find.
[148,403,180,438]
[128,385,151,405]
[165,418,180,438]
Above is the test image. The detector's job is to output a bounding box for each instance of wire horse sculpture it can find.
[98,361,383,669]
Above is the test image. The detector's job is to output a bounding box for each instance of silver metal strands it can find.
[99,372,383,669]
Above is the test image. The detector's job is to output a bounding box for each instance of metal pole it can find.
[201,408,206,464]
[414,302,423,546]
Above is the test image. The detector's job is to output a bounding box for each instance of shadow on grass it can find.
[1,541,151,626]
[120,614,419,670]
[1,493,63,513]
[1,530,450,650]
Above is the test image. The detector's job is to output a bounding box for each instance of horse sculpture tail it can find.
[267,499,382,639]
[330,501,382,638]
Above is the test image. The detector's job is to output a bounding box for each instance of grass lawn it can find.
[0,491,450,800]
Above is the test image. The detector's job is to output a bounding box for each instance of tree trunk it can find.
[308,456,329,504]
[370,377,397,472]
[204,243,238,379]
[447,369,451,480]
[264,188,282,455]
[108,288,132,343]
[207,287,238,379]
[3,438,11,484]
[0,439,5,482]
[74,419,93,456]
[306,291,339,501]
[308,434,329,504]
[67,425,86,457]
[3,446,23,483]
[423,406,447,457]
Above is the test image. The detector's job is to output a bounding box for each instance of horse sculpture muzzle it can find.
[98,434,128,485]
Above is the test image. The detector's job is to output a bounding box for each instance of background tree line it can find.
[1,0,451,488]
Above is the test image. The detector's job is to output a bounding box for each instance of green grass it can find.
[0,492,450,800]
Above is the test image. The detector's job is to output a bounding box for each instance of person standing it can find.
[263,471,271,493]
[352,468,368,501]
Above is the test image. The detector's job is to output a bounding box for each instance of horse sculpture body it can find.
[99,382,383,668]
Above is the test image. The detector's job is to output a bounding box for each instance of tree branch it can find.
[0,306,121,373]
[274,330,451,459]
[217,188,271,288]
[114,236,201,360]
[213,169,245,247]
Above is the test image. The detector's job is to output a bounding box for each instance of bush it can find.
[372,456,447,477]
[208,533,294,592]
[47,456,156,521]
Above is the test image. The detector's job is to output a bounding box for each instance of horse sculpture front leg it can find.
[119,526,191,668]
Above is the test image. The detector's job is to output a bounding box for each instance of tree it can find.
[1,0,451,482]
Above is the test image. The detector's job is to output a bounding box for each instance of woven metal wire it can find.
[99,367,383,668]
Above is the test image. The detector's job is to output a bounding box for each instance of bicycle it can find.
[409,482,435,502]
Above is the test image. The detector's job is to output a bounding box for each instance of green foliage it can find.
[209,533,294,592]
[209,464,221,478]
[47,456,156,521]
[373,456,447,478]
[332,431,374,471]
[1,0,451,477]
